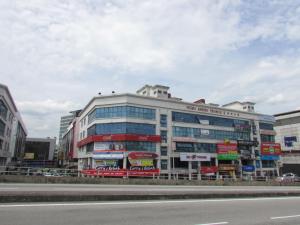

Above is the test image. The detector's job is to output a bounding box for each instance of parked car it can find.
[276,173,300,183]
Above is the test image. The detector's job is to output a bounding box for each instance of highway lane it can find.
[1,197,300,225]
[1,183,300,193]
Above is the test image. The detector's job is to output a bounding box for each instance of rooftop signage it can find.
[186,105,240,117]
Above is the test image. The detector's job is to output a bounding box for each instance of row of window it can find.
[87,122,156,136]
[259,122,274,131]
[172,112,250,128]
[260,134,275,142]
[88,106,156,124]
[173,126,251,141]
[0,120,5,137]
[0,100,8,121]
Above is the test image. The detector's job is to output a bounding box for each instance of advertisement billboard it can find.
[92,152,124,159]
[261,155,280,160]
[242,165,255,172]
[128,152,158,159]
[180,153,211,162]
[217,143,238,160]
[261,143,281,155]
[200,166,218,174]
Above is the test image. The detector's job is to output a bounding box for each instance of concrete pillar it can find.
[215,158,219,179]
[188,161,192,180]
[198,161,201,180]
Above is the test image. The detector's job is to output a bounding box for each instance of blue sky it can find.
[1,0,300,138]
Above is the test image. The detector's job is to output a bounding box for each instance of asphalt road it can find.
[1,197,300,225]
[1,183,300,194]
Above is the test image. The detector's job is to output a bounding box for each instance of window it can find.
[0,120,5,137]
[175,142,216,153]
[160,146,168,156]
[172,111,249,128]
[192,161,198,169]
[173,126,250,141]
[160,130,167,143]
[0,100,8,121]
[160,114,167,127]
[161,160,168,170]
[158,90,162,94]
[259,122,274,130]
[88,106,156,124]
[260,134,275,142]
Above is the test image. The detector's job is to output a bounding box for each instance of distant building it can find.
[59,114,75,145]
[274,110,300,175]
[76,84,280,179]
[0,83,27,166]
[23,137,56,167]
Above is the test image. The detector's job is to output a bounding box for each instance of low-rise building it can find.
[23,137,56,167]
[75,84,280,179]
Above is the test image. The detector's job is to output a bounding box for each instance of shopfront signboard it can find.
[217,143,238,160]
[128,152,158,159]
[261,155,280,160]
[200,166,218,174]
[218,164,236,171]
[242,165,255,172]
[180,153,211,162]
[261,143,281,155]
[92,152,124,159]
[81,169,160,177]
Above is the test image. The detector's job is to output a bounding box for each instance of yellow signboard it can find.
[24,153,34,159]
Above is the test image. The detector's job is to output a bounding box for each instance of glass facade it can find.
[0,100,8,121]
[173,126,250,141]
[160,114,167,127]
[172,112,249,128]
[259,122,274,130]
[160,146,168,156]
[261,134,275,142]
[88,106,156,124]
[88,122,156,136]
[175,142,216,153]
[160,130,167,143]
[161,159,168,170]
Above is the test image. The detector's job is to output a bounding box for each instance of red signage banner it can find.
[261,143,281,155]
[217,143,238,154]
[200,166,218,174]
[80,169,160,177]
[128,152,158,159]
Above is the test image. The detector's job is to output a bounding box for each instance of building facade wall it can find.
[76,89,279,179]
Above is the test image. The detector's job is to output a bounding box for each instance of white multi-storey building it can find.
[76,85,280,179]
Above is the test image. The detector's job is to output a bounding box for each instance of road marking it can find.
[195,222,228,225]
[0,197,300,208]
[271,214,300,220]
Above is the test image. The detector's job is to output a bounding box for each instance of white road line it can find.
[195,222,228,225]
[1,197,300,208]
[271,214,300,220]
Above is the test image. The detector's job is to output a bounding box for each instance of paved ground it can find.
[1,197,300,225]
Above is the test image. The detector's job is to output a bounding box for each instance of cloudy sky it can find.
[1,0,300,138]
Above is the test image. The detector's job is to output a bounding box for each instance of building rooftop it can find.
[274,109,300,117]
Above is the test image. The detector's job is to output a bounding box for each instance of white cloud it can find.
[1,0,300,136]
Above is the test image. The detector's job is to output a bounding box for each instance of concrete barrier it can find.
[0,175,293,186]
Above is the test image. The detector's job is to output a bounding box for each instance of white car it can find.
[276,173,300,182]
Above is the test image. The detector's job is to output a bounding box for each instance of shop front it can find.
[217,143,239,178]
[260,143,281,177]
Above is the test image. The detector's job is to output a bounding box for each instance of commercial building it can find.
[60,110,81,168]
[274,110,300,175]
[76,85,280,179]
[23,137,56,167]
[0,83,27,166]
[59,113,76,146]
